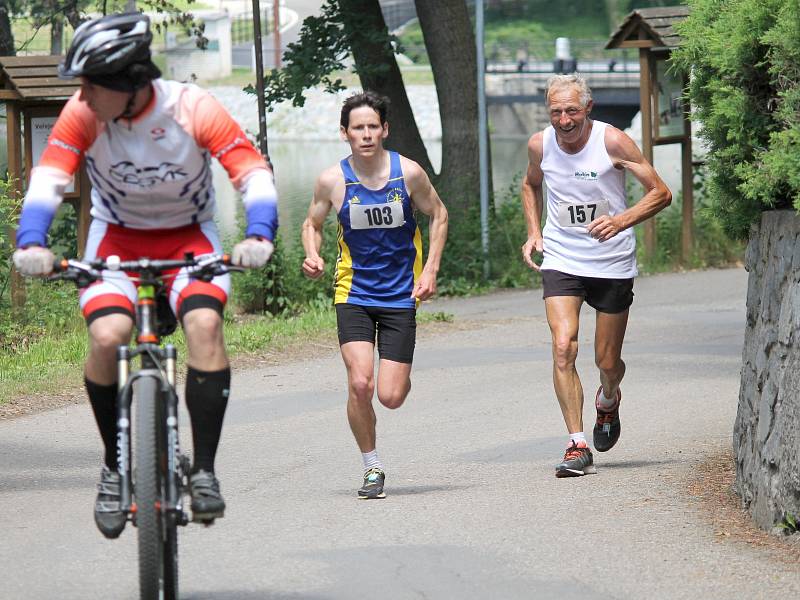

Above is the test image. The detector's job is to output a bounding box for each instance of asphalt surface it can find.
[3,267,799,599]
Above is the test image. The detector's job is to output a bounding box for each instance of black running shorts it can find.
[335,303,417,364]
[541,269,634,314]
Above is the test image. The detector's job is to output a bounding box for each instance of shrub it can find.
[672,0,800,238]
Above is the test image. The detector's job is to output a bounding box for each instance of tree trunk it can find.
[415,0,483,213]
[339,0,434,175]
[0,4,15,56]
[50,16,63,55]
[64,0,84,30]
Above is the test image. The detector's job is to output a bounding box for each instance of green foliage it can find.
[0,178,22,303]
[229,218,339,315]
[672,0,800,238]
[248,0,400,110]
[778,513,799,534]
[636,188,745,273]
[0,180,82,356]
[418,311,454,323]
[9,0,207,54]
[431,178,539,296]
[49,202,78,258]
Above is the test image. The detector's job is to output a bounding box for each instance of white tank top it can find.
[540,120,637,278]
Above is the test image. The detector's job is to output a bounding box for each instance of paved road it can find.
[3,268,799,599]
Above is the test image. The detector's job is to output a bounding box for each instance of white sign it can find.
[30,116,75,193]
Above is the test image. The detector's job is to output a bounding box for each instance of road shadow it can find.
[330,483,471,498]
[0,440,98,493]
[384,484,473,496]
[597,458,679,469]
[184,592,329,600]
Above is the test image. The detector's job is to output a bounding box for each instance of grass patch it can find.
[0,304,341,404]
[0,304,460,405]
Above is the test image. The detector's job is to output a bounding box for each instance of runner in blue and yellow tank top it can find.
[335,150,423,307]
[301,91,448,500]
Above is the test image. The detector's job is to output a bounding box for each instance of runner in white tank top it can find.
[520,74,671,478]
[540,119,636,278]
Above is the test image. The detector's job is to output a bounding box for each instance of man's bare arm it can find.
[587,126,672,242]
[301,168,337,279]
[521,132,545,270]
[403,158,448,301]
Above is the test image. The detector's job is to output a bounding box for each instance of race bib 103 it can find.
[556,199,610,228]
[349,201,405,230]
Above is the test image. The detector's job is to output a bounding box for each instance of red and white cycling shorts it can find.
[79,220,230,325]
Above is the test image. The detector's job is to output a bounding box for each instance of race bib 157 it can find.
[556,199,610,228]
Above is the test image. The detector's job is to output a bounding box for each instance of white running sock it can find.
[362,450,383,472]
[569,432,587,447]
[597,388,619,409]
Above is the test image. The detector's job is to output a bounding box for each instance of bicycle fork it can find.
[115,344,186,524]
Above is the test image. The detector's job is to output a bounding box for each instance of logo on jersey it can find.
[386,188,405,203]
[351,196,361,204]
[150,127,166,141]
[109,161,188,188]
[574,170,598,180]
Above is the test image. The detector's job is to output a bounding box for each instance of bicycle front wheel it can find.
[134,375,178,600]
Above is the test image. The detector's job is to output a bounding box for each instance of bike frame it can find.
[115,277,186,526]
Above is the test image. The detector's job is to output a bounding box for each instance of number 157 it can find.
[567,203,597,224]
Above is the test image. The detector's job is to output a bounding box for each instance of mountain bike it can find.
[51,252,241,600]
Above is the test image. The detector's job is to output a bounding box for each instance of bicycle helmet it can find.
[59,13,153,79]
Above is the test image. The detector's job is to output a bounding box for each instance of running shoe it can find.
[358,468,386,499]
[190,470,226,520]
[94,465,127,539]
[555,440,596,478]
[593,386,622,452]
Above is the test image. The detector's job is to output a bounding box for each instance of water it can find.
[213,136,530,243]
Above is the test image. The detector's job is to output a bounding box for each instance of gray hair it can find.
[545,74,592,108]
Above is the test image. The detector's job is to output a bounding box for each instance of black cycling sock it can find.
[85,378,119,470]
[185,366,230,474]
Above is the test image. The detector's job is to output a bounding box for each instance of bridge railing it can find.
[400,39,638,75]
[230,11,278,45]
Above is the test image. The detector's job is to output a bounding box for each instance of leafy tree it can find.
[254,0,481,213]
[3,0,206,55]
[672,0,800,238]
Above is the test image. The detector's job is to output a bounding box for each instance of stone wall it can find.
[735,210,800,531]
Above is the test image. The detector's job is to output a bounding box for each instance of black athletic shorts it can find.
[335,303,417,364]
[541,269,634,314]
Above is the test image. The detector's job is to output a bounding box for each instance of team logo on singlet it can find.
[109,161,188,188]
[386,188,405,203]
[150,127,166,141]
[574,170,598,180]
[351,196,361,204]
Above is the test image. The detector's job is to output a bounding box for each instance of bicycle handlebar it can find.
[50,252,242,287]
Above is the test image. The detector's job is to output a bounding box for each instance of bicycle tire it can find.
[134,375,175,600]
[163,497,179,599]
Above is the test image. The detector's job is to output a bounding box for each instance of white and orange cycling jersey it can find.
[17,78,277,248]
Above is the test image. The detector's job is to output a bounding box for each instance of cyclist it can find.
[301,91,448,499]
[12,13,278,537]
[520,74,671,477]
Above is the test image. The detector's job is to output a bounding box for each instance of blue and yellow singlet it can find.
[334,151,422,308]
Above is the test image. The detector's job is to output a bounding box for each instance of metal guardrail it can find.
[231,11,277,46]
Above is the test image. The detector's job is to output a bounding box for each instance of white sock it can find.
[597,388,618,409]
[362,450,383,472]
[569,432,587,447]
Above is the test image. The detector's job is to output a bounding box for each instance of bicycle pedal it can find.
[191,512,221,526]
